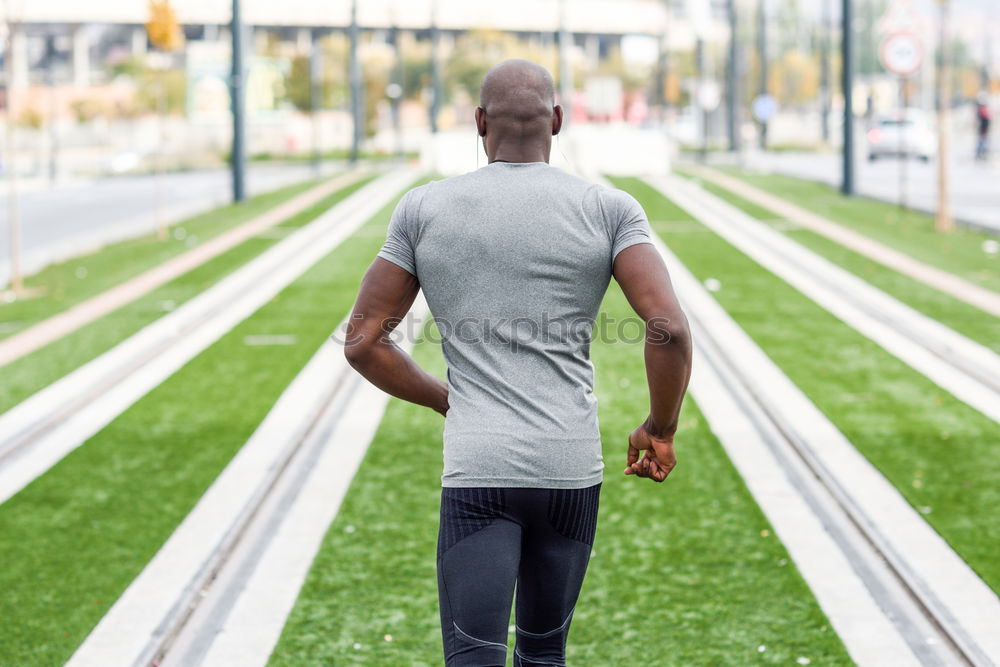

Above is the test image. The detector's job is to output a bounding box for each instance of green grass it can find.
[0,176,373,415]
[0,184,410,666]
[712,167,1000,293]
[0,177,327,342]
[611,176,1000,595]
[682,174,1000,356]
[268,298,850,665]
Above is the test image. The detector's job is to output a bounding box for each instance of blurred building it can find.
[2,0,719,92]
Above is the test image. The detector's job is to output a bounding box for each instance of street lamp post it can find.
[820,0,831,143]
[310,28,322,173]
[697,36,708,162]
[429,0,442,134]
[841,0,855,196]
[559,0,573,127]
[349,0,363,163]
[388,19,404,158]
[230,0,247,202]
[4,18,23,296]
[45,35,60,183]
[727,0,739,152]
[757,0,769,149]
[935,0,953,231]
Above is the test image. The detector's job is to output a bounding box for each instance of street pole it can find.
[389,21,403,158]
[820,0,831,143]
[558,0,573,127]
[5,18,23,296]
[841,0,855,196]
[757,0,768,149]
[655,19,668,127]
[727,0,739,152]
[309,28,322,173]
[230,0,247,202]
[697,36,708,162]
[349,0,363,163]
[45,35,59,183]
[935,0,953,231]
[429,0,442,134]
[899,78,908,210]
[156,71,167,239]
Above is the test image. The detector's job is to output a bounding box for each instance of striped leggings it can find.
[436,483,601,666]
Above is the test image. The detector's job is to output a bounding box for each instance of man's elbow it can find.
[344,337,376,370]
[647,314,692,349]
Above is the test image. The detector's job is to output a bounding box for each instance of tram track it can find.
[67,301,429,666]
[599,174,1000,666]
[0,169,418,506]
[49,169,1000,666]
[647,174,1000,424]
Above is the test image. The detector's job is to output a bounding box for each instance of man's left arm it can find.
[343,258,449,416]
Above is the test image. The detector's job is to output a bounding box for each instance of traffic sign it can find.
[877,0,925,37]
[880,32,924,77]
[752,94,778,123]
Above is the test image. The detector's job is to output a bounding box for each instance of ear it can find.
[475,107,487,137]
[552,104,564,136]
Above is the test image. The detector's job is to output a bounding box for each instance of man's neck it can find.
[488,144,550,164]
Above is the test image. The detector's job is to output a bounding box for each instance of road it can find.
[0,163,335,285]
[741,143,1000,234]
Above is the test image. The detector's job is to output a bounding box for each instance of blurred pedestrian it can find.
[975,93,991,161]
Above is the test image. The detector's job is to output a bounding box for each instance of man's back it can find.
[345,59,691,667]
[378,161,648,488]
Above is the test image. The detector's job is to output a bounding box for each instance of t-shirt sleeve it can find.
[609,189,653,260]
[376,189,418,276]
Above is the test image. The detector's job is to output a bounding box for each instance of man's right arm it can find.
[612,242,693,483]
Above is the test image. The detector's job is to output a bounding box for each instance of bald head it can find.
[476,59,561,162]
[480,59,556,120]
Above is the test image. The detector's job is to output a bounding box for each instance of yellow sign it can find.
[147,0,185,53]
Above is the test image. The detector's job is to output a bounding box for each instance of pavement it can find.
[0,162,338,285]
[734,144,1000,234]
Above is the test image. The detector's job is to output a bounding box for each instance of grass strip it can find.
[0,176,373,415]
[612,176,1000,594]
[680,173,1000,355]
[268,297,850,665]
[0,178,325,342]
[711,167,1000,293]
[0,184,407,666]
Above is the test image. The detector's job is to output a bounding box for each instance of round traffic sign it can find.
[752,94,778,123]
[880,32,924,77]
[385,82,403,99]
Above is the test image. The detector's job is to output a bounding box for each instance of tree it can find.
[284,35,349,113]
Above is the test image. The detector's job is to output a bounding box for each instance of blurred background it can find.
[0,0,997,284]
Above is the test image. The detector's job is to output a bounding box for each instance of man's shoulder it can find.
[582,181,643,220]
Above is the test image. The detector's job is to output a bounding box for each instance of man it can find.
[345,59,692,666]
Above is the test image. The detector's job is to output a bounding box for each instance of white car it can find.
[867,109,937,162]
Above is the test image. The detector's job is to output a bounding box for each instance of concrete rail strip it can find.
[0,169,418,505]
[0,170,372,368]
[686,166,1000,318]
[647,175,1000,424]
[598,174,1000,666]
[67,301,428,667]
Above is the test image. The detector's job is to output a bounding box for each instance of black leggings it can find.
[436,483,601,666]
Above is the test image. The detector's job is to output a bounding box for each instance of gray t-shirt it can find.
[377,161,652,488]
